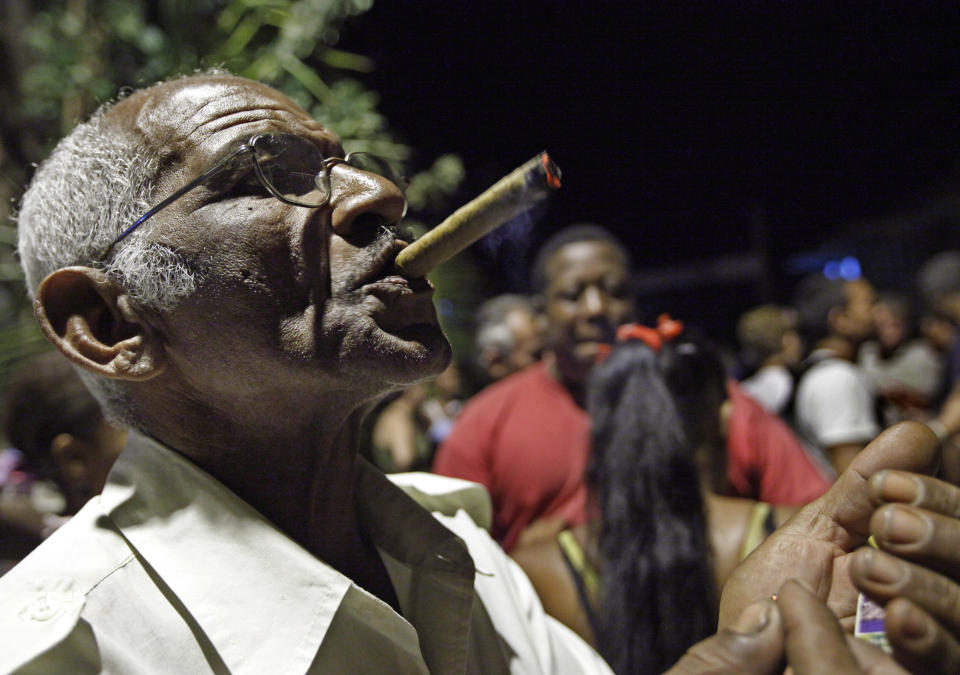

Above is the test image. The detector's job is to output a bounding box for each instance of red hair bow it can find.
[616,314,685,351]
[595,315,684,363]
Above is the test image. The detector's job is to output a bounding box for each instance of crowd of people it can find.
[3,71,960,673]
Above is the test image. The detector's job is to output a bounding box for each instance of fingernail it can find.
[883,507,930,545]
[901,604,931,641]
[732,600,770,635]
[878,471,921,504]
[864,548,906,585]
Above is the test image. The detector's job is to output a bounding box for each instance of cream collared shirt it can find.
[0,433,610,674]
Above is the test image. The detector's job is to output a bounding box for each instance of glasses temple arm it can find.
[98,146,251,259]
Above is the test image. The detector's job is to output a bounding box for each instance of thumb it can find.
[819,421,940,544]
[665,599,784,675]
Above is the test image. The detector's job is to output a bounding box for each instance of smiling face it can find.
[542,240,633,386]
[109,75,450,409]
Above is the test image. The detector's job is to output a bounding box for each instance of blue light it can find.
[823,260,841,280]
[839,256,861,281]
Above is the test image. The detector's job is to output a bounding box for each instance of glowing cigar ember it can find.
[394,152,561,278]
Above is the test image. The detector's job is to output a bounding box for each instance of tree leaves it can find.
[0,0,468,386]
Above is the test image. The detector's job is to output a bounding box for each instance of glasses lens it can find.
[346,153,407,197]
[252,135,328,206]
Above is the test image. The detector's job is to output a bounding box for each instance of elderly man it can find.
[0,73,610,673]
[474,294,543,383]
[6,73,960,675]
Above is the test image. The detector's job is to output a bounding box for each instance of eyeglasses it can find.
[97,133,407,260]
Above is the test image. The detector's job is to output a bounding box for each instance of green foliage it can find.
[0,0,475,387]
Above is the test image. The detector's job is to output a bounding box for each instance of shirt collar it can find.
[100,431,476,674]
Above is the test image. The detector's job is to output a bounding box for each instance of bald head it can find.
[106,75,328,166]
[18,74,341,305]
[16,74,324,424]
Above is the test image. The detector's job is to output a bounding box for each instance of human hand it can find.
[668,580,904,674]
[718,421,940,630]
[847,469,960,672]
[775,580,905,674]
[664,596,784,674]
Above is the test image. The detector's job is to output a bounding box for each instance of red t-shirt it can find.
[433,363,590,552]
[434,366,831,552]
[725,380,832,504]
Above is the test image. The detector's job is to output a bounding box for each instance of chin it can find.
[571,343,604,370]
[365,321,453,386]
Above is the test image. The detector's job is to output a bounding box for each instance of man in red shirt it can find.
[435,225,830,552]
[435,225,632,550]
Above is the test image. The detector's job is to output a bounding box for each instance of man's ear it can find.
[34,267,166,380]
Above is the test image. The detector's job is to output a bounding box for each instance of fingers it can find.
[855,461,960,671]
[851,547,960,643]
[845,634,909,674]
[869,470,960,518]
[847,421,941,482]
[665,599,784,675]
[885,598,960,673]
[812,422,940,547]
[871,504,960,578]
[674,582,910,674]
[867,470,960,578]
[851,546,960,673]
[718,422,939,630]
[777,579,908,675]
[777,580,860,674]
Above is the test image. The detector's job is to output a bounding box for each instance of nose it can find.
[327,163,406,238]
[581,285,608,317]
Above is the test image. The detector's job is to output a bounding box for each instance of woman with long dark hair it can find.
[512,320,796,674]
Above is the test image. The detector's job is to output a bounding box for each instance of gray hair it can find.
[917,251,960,308]
[16,102,200,427]
[474,294,535,365]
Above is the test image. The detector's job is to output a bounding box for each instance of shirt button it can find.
[27,594,58,621]
[19,578,75,623]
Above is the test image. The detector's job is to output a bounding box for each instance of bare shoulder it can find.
[705,495,757,591]
[511,525,597,646]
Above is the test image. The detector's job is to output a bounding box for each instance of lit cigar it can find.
[394,152,561,278]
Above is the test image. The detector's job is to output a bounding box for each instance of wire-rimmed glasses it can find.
[97,133,407,260]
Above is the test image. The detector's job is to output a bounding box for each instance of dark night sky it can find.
[340,1,960,333]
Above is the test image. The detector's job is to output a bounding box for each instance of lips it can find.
[352,239,412,290]
[353,239,434,307]
[363,275,433,302]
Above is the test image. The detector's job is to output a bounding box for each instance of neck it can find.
[130,378,382,576]
[544,351,587,407]
[816,335,855,361]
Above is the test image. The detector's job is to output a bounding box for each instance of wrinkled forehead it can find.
[106,75,338,162]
